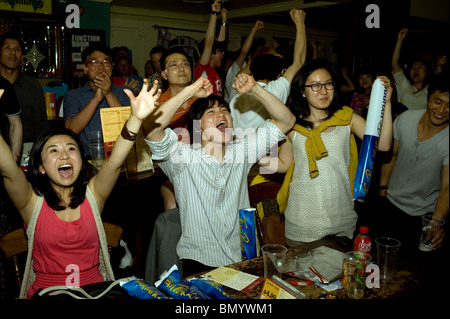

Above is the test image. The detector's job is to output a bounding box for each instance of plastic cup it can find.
[89,143,105,169]
[375,237,401,281]
[419,214,445,252]
[89,130,103,144]
[344,251,372,299]
[261,244,287,279]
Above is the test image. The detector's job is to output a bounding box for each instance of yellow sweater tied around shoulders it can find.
[276,106,358,213]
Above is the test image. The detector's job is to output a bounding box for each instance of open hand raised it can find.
[124,79,161,121]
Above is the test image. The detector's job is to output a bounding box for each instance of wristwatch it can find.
[379,185,388,191]
[121,121,139,141]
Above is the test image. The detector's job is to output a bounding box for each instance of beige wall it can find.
[110,6,337,78]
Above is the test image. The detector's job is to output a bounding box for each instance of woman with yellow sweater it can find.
[276,58,393,247]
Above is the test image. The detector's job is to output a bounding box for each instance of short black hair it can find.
[198,39,225,56]
[250,54,283,81]
[187,95,230,142]
[0,32,25,52]
[161,46,191,71]
[150,45,167,57]
[82,44,114,64]
[427,71,450,99]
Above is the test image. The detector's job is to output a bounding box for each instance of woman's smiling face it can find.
[39,134,83,189]
[303,68,335,111]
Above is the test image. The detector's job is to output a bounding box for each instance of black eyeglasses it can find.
[304,81,335,92]
[86,58,114,68]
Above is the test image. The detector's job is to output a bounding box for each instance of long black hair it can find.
[287,58,342,129]
[26,129,87,211]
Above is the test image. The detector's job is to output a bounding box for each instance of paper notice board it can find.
[100,107,153,174]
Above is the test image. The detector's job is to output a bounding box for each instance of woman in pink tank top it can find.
[0,79,162,298]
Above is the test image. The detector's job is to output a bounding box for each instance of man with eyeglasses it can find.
[142,47,196,212]
[63,44,130,157]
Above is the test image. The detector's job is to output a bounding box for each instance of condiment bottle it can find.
[354,226,372,256]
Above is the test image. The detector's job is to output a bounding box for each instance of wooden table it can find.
[188,236,424,300]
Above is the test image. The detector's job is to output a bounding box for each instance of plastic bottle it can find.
[354,226,372,256]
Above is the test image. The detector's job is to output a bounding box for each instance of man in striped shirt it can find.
[143,75,295,276]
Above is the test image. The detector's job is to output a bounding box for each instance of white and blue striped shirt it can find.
[146,120,285,267]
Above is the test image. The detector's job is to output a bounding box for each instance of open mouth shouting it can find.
[216,120,228,133]
[58,164,74,178]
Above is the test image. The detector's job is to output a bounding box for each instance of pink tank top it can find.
[27,198,104,298]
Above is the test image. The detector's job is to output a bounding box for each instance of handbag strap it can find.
[37,277,131,299]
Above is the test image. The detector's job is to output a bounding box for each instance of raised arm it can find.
[350,76,393,152]
[142,77,213,142]
[217,7,227,42]
[280,9,306,83]
[7,114,22,162]
[198,0,221,66]
[235,20,264,69]
[233,73,295,134]
[0,90,35,225]
[88,79,160,209]
[392,28,408,74]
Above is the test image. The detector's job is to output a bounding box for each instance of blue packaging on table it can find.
[353,79,387,201]
[189,278,231,299]
[121,279,170,299]
[239,208,258,260]
[155,265,210,299]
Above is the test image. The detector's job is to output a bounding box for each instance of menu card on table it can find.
[100,107,154,175]
[201,267,264,293]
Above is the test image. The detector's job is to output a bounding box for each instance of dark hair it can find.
[150,45,167,57]
[427,71,450,99]
[198,39,225,56]
[116,55,132,65]
[160,46,191,71]
[82,44,114,64]
[287,58,341,129]
[187,95,230,142]
[0,32,25,53]
[250,54,283,81]
[26,129,87,211]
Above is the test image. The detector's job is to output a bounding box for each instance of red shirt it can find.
[193,62,223,97]
[28,199,103,298]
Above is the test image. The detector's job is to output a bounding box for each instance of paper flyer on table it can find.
[201,267,264,293]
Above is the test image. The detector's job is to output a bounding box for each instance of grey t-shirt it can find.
[387,110,449,216]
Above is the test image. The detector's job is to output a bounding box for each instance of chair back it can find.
[102,222,123,256]
[0,228,28,294]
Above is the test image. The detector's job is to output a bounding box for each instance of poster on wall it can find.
[66,28,105,88]
[0,0,52,14]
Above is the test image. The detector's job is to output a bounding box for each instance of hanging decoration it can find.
[180,37,196,57]
[24,43,46,71]
[157,28,171,49]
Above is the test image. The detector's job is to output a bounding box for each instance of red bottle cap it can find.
[359,226,369,234]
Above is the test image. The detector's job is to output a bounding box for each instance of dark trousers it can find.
[374,196,448,296]
[180,259,215,278]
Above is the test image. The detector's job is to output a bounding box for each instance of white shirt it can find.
[393,70,428,110]
[145,120,285,267]
[230,77,290,130]
[224,61,247,103]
